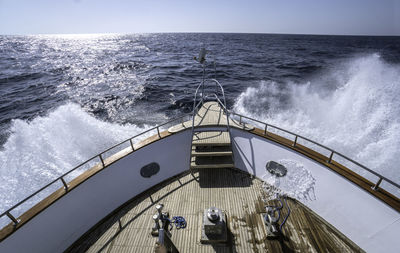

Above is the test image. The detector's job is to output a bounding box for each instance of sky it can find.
[0,0,399,36]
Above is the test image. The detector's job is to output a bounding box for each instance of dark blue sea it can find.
[1,33,400,215]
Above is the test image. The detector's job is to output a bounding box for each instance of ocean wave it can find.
[0,72,45,84]
[234,54,400,184]
[111,61,148,72]
[0,103,152,214]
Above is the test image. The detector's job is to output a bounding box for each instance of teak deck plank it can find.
[168,102,253,133]
[192,131,231,146]
[69,169,363,253]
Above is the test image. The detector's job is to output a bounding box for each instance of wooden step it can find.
[193,145,232,152]
[191,150,233,157]
[190,163,234,169]
[191,146,232,157]
[192,131,231,146]
[190,156,234,169]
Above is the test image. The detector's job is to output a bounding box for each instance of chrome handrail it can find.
[190,78,232,134]
[189,78,233,172]
[0,113,191,226]
[2,108,399,229]
[229,111,400,192]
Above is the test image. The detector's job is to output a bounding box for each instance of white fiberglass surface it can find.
[231,128,399,253]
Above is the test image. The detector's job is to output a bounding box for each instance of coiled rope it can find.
[160,215,187,230]
[171,216,187,229]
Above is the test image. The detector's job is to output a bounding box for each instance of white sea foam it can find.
[0,103,151,215]
[262,159,316,201]
[234,54,400,185]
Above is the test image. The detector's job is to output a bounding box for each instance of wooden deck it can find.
[192,131,231,146]
[68,168,363,253]
[168,102,253,133]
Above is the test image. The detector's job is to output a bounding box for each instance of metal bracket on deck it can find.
[151,203,182,252]
[151,204,170,237]
[201,207,228,243]
[263,207,280,238]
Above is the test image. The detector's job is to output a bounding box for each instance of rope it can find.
[171,216,187,229]
[159,214,187,230]
[264,193,283,221]
[279,196,291,232]
[264,194,291,233]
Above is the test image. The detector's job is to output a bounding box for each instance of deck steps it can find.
[190,155,234,169]
[188,102,235,169]
[190,130,234,169]
[190,161,234,169]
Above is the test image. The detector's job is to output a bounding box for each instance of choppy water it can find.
[1,33,400,215]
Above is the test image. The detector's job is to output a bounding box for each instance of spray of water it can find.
[262,159,316,201]
[0,103,150,213]
[234,54,400,184]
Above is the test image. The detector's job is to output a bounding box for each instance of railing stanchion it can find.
[293,136,298,147]
[239,115,242,124]
[264,124,268,135]
[60,177,69,191]
[328,151,334,163]
[99,154,105,167]
[372,177,383,191]
[157,126,161,138]
[129,139,135,151]
[6,211,19,225]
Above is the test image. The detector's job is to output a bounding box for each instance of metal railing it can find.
[2,107,399,230]
[0,113,191,227]
[229,111,400,194]
[190,78,232,137]
[189,78,233,171]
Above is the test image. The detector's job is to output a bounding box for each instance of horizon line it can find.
[1,31,399,37]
